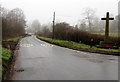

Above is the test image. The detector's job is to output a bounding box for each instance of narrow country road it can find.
[12,36,118,80]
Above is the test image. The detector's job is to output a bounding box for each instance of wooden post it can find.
[52,12,55,39]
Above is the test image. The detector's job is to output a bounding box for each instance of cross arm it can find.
[101,18,114,20]
[109,18,114,20]
[101,18,106,20]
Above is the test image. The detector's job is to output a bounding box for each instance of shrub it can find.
[0,47,12,75]
[40,22,119,47]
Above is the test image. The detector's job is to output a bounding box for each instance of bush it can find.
[0,47,12,75]
[40,22,119,47]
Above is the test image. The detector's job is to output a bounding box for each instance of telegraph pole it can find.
[52,12,55,39]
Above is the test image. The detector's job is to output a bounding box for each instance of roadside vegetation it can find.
[1,7,26,40]
[0,4,119,79]
[2,36,24,79]
[1,5,26,79]
[0,47,12,75]
[37,36,119,52]
[37,22,119,47]
[92,32,119,37]
[3,36,23,42]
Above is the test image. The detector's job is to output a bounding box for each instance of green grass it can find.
[97,48,119,52]
[1,48,12,61]
[92,32,119,37]
[37,36,90,48]
[0,47,12,75]
[3,36,23,42]
[1,36,23,74]
[0,45,2,77]
[1,36,23,77]
[37,36,120,52]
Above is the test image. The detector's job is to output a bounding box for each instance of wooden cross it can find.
[101,12,114,42]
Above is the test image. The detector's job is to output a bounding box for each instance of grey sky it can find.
[0,0,119,26]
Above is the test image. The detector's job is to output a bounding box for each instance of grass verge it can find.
[37,36,120,55]
[1,36,23,79]
[3,36,23,42]
[0,47,12,76]
[92,32,119,37]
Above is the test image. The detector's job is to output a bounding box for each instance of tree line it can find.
[0,6,26,39]
[36,22,119,46]
[26,8,119,46]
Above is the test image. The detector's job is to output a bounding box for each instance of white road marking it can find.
[40,43,53,47]
[20,44,33,47]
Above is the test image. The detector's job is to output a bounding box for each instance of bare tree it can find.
[110,15,118,33]
[1,6,26,39]
[79,19,87,31]
[82,8,96,32]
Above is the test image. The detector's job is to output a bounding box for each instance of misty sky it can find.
[0,0,119,26]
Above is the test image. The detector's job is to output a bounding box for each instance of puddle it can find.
[24,57,47,60]
[72,54,105,63]
[107,59,116,60]
[72,54,89,58]
[27,57,47,59]
[72,53,118,63]
[15,68,24,72]
[87,59,104,63]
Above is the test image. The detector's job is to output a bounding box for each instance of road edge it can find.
[36,36,120,56]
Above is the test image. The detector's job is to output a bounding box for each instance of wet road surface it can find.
[12,36,118,80]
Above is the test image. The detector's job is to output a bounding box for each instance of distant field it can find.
[92,33,119,37]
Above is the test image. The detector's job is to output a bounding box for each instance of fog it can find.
[0,0,119,26]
